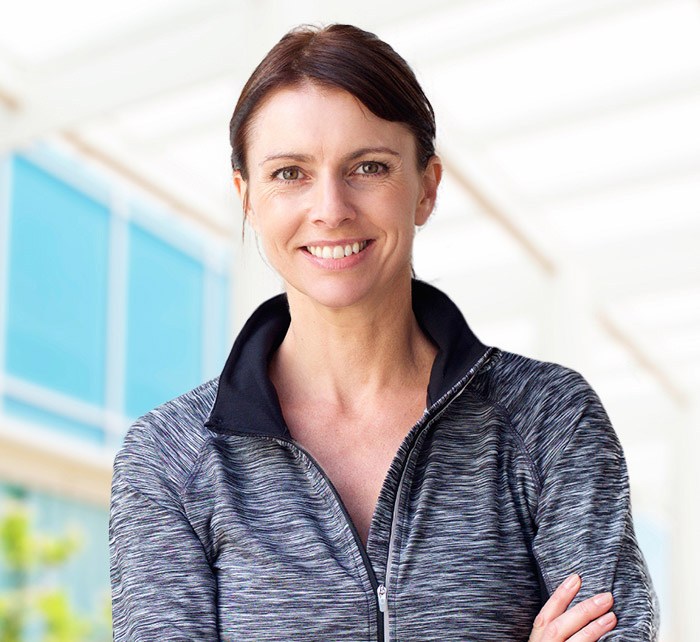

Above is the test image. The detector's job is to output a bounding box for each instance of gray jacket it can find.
[110,280,659,641]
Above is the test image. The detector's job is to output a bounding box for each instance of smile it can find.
[305,240,369,259]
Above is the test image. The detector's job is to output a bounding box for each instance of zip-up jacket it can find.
[110,280,660,641]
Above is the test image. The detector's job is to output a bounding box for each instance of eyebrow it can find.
[260,153,312,166]
[345,146,401,162]
[259,146,401,166]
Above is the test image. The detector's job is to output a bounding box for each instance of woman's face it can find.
[235,83,441,311]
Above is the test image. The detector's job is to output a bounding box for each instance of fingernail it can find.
[598,612,616,626]
[564,573,579,589]
[594,592,613,606]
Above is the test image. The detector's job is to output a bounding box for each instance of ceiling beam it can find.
[471,72,700,144]
[0,56,23,113]
[536,153,700,204]
[440,147,558,275]
[0,2,258,152]
[420,217,700,300]
[62,131,234,237]
[0,0,479,154]
[597,310,691,407]
[434,141,696,409]
[0,85,20,112]
[405,0,673,68]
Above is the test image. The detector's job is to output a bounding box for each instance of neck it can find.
[271,279,436,411]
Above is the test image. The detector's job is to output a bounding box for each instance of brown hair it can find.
[229,23,436,181]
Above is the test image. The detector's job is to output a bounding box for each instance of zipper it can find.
[270,435,386,641]
[377,584,388,612]
[272,345,496,642]
[379,346,496,642]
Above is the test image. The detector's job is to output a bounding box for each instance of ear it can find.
[233,170,255,229]
[415,155,442,226]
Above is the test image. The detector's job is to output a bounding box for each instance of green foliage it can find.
[0,501,110,642]
[0,509,33,574]
[0,593,24,642]
[36,592,91,642]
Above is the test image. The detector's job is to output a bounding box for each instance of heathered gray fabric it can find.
[110,289,659,641]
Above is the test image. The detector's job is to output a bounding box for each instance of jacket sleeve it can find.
[109,423,219,641]
[530,377,660,641]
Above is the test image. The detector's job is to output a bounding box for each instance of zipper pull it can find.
[377,584,387,613]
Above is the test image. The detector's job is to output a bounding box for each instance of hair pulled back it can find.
[229,23,436,180]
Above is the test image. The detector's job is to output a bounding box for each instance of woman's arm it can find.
[109,423,219,640]
[530,374,660,641]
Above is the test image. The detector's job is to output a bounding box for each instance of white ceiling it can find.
[1,0,699,498]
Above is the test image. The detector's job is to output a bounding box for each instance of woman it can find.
[110,24,659,641]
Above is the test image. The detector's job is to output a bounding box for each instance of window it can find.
[5,157,109,405]
[125,222,205,418]
[0,151,231,446]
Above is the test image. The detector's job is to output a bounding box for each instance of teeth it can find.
[306,241,368,259]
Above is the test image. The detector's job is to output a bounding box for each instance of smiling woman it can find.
[235,83,439,311]
[109,24,659,642]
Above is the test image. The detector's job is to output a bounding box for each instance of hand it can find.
[528,574,617,641]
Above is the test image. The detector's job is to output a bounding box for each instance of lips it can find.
[305,240,369,259]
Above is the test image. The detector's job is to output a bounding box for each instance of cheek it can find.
[362,186,421,228]
[252,204,302,256]
[251,179,311,213]
[248,189,293,233]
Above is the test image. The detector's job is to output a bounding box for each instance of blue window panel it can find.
[202,271,231,381]
[3,395,104,445]
[5,157,109,405]
[125,222,204,418]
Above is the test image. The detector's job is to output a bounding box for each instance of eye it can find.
[354,161,387,176]
[273,167,302,181]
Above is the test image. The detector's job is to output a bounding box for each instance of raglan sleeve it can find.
[109,420,219,641]
[529,372,660,641]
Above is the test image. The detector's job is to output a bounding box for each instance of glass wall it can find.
[0,147,232,639]
[124,221,205,418]
[0,149,231,444]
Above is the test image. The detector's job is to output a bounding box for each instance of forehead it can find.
[245,83,416,159]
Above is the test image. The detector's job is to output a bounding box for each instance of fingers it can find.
[546,591,614,640]
[532,573,582,631]
[529,575,617,642]
[568,611,617,642]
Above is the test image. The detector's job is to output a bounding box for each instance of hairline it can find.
[239,78,427,181]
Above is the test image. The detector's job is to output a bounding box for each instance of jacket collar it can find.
[205,279,489,437]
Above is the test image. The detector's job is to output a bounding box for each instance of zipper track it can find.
[381,346,496,642]
[270,435,385,642]
[258,345,497,642]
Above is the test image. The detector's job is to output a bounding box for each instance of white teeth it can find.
[306,241,368,258]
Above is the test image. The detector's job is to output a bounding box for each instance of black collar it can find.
[205,280,489,437]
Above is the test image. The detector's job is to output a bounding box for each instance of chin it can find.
[287,271,409,312]
[298,282,371,310]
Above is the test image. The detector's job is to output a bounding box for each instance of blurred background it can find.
[0,0,698,639]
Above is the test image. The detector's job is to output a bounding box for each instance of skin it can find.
[529,574,617,642]
[234,82,616,641]
[236,82,440,545]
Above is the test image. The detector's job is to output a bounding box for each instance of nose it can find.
[310,173,355,228]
